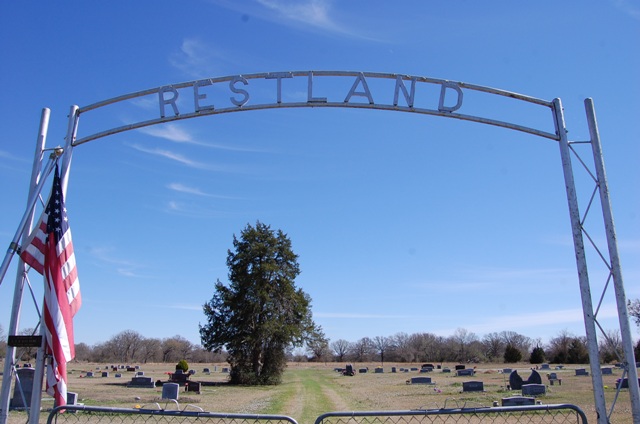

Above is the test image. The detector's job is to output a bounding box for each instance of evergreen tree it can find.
[529,346,545,364]
[503,343,522,363]
[199,222,319,385]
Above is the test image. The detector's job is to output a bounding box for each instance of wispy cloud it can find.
[137,123,268,152]
[128,143,213,170]
[438,303,621,336]
[168,304,203,312]
[167,183,242,199]
[211,0,381,41]
[411,266,575,292]
[169,38,234,80]
[86,246,150,278]
[139,124,195,144]
[612,0,640,20]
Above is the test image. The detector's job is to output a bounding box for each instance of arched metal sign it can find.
[1,71,638,424]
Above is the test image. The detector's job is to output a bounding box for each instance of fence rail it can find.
[46,404,587,424]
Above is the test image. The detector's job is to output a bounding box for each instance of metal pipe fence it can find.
[46,404,587,424]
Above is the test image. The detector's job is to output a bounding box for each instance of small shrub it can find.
[176,360,189,372]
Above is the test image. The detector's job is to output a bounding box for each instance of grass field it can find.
[1,362,636,424]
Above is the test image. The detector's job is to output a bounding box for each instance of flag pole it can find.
[0,109,52,424]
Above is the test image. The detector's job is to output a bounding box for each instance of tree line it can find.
[0,322,636,369]
[304,328,633,365]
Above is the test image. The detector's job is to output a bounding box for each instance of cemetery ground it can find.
[1,362,635,424]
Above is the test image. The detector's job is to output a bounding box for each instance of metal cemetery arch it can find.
[1,71,638,424]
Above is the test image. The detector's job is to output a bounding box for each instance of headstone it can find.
[404,369,409,373]
[540,363,550,370]
[9,367,35,409]
[455,365,465,370]
[359,368,368,373]
[509,370,541,390]
[188,369,196,375]
[502,396,535,407]
[575,368,589,376]
[522,384,546,396]
[135,365,140,369]
[128,376,155,388]
[222,367,229,373]
[203,368,210,374]
[67,391,78,406]
[442,368,451,373]
[436,365,441,369]
[502,368,512,374]
[457,368,474,377]
[136,371,144,376]
[375,368,383,373]
[86,371,94,378]
[162,382,179,400]
[126,367,136,372]
[462,381,484,392]
[391,367,397,373]
[186,381,201,393]
[548,372,561,385]
[410,376,432,384]
[101,372,109,377]
[410,367,418,371]
[616,378,640,389]
[601,367,613,375]
[115,373,122,378]
[169,372,190,385]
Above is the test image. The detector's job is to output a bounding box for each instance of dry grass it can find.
[1,361,636,424]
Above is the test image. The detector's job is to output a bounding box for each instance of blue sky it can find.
[0,1,638,349]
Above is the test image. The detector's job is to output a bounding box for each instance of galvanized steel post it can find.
[553,98,608,424]
[584,98,640,422]
[0,109,51,424]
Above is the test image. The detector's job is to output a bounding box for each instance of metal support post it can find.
[553,98,608,423]
[584,98,640,421]
[27,105,80,424]
[0,109,51,424]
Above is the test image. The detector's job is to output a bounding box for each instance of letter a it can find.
[344,73,374,104]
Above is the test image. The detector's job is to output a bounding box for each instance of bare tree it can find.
[331,339,351,362]
[599,329,623,364]
[450,328,479,362]
[138,338,163,363]
[350,337,375,362]
[162,336,193,362]
[112,330,145,362]
[482,332,505,362]
[373,336,393,365]
[393,332,415,362]
[546,329,574,363]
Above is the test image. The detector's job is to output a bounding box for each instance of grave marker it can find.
[162,383,179,400]
[502,396,535,406]
[9,367,35,409]
[462,381,484,392]
[522,384,546,396]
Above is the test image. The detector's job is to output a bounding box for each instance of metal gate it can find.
[45,404,588,424]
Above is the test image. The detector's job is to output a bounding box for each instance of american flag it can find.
[20,164,81,407]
